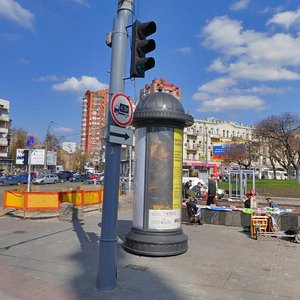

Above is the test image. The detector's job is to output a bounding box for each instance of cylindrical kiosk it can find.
[124,92,194,256]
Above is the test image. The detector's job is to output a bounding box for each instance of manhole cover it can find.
[124,264,149,272]
[13,231,27,234]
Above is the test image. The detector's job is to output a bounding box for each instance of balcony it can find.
[0,138,8,146]
[0,152,8,158]
[0,127,8,134]
[0,114,9,122]
[187,133,197,139]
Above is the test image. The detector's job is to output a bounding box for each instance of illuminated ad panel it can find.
[147,127,182,230]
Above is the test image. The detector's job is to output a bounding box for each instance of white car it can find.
[32,174,59,184]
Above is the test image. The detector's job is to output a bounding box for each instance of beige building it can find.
[183,117,254,175]
[0,98,11,168]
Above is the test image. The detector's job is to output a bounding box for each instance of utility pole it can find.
[44,121,53,170]
[97,0,133,290]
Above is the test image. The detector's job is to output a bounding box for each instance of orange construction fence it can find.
[3,188,105,212]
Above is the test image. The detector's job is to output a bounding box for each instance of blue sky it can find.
[1,0,300,144]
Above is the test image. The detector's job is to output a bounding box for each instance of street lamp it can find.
[44,121,54,170]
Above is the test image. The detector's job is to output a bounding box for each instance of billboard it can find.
[212,141,245,161]
[47,151,57,166]
[16,148,46,165]
[31,149,46,165]
[16,148,26,165]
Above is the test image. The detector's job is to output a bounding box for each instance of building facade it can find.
[183,117,254,175]
[139,78,181,101]
[0,98,11,170]
[81,89,109,164]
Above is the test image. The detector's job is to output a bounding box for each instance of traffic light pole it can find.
[96,0,133,291]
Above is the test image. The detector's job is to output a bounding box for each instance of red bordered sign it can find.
[110,93,133,127]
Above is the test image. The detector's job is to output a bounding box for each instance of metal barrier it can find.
[2,187,105,219]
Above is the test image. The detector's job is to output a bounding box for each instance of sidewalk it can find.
[0,199,299,300]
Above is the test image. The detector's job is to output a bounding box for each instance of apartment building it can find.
[0,98,11,170]
[183,117,254,175]
[81,89,109,163]
[139,78,181,101]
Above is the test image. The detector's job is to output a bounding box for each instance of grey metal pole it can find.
[97,0,133,290]
[27,149,31,192]
[128,145,132,191]
[44,121,53,170]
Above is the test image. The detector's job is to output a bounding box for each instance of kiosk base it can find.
[123,228,188,257]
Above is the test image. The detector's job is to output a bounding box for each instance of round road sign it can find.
[110,93,133,127]
[26,136,35,147]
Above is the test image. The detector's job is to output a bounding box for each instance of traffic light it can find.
[23,150,29,165]
[130,20,156,78]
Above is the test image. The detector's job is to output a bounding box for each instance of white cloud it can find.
[0,0,34,29]
[196,12,300,114]
[213,61,300,81]
[52,76,108,93]
[203,15,300,80]
[72,0,90,7]
[196,77,237,94]
[53,127,75,134]
[202,16,264,57]
[196,95,267,112]
[175,47,192,54]
[247,33,300,66]
[242,85,292,95]
[33,75,59,82]
[267,8,300,29]
[230,0,250,11]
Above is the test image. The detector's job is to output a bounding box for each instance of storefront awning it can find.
[183,161,217,168]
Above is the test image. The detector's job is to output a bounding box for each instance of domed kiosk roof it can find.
[133,92,194,127]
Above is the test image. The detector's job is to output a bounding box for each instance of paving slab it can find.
[0,204,299,300]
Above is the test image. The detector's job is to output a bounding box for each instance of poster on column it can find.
[147,127,182,230]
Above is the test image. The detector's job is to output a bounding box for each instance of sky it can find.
[1,0,300,144]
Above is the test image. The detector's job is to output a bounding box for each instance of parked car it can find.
[55,172,70,183]
[0,174,30,186]
[82,179,102,185]
[56,171,73,181]
[32,174,59,184]
[69,174,89,182]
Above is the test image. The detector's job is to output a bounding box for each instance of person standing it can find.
[206,175,217,205]
[183,180,193,199]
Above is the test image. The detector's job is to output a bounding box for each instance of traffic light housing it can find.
[130,20,156,78]
[23,150,29,165]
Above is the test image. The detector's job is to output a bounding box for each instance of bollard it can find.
[123,92,193,256]
[59,202,74,222]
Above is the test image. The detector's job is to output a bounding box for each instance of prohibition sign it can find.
[110,93,133,127]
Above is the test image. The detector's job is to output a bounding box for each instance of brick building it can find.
[80,89,109,163]
[139,78,181,101]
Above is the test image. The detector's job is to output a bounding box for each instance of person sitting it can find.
[244,189,258,209]
[266,197,277,208]
[186,196,203,225]
[191,181,205,202]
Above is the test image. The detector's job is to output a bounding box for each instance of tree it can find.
[255,113,300,182]
[9,128,40,163]
[71,148,91,171]
[222,141,259,169]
